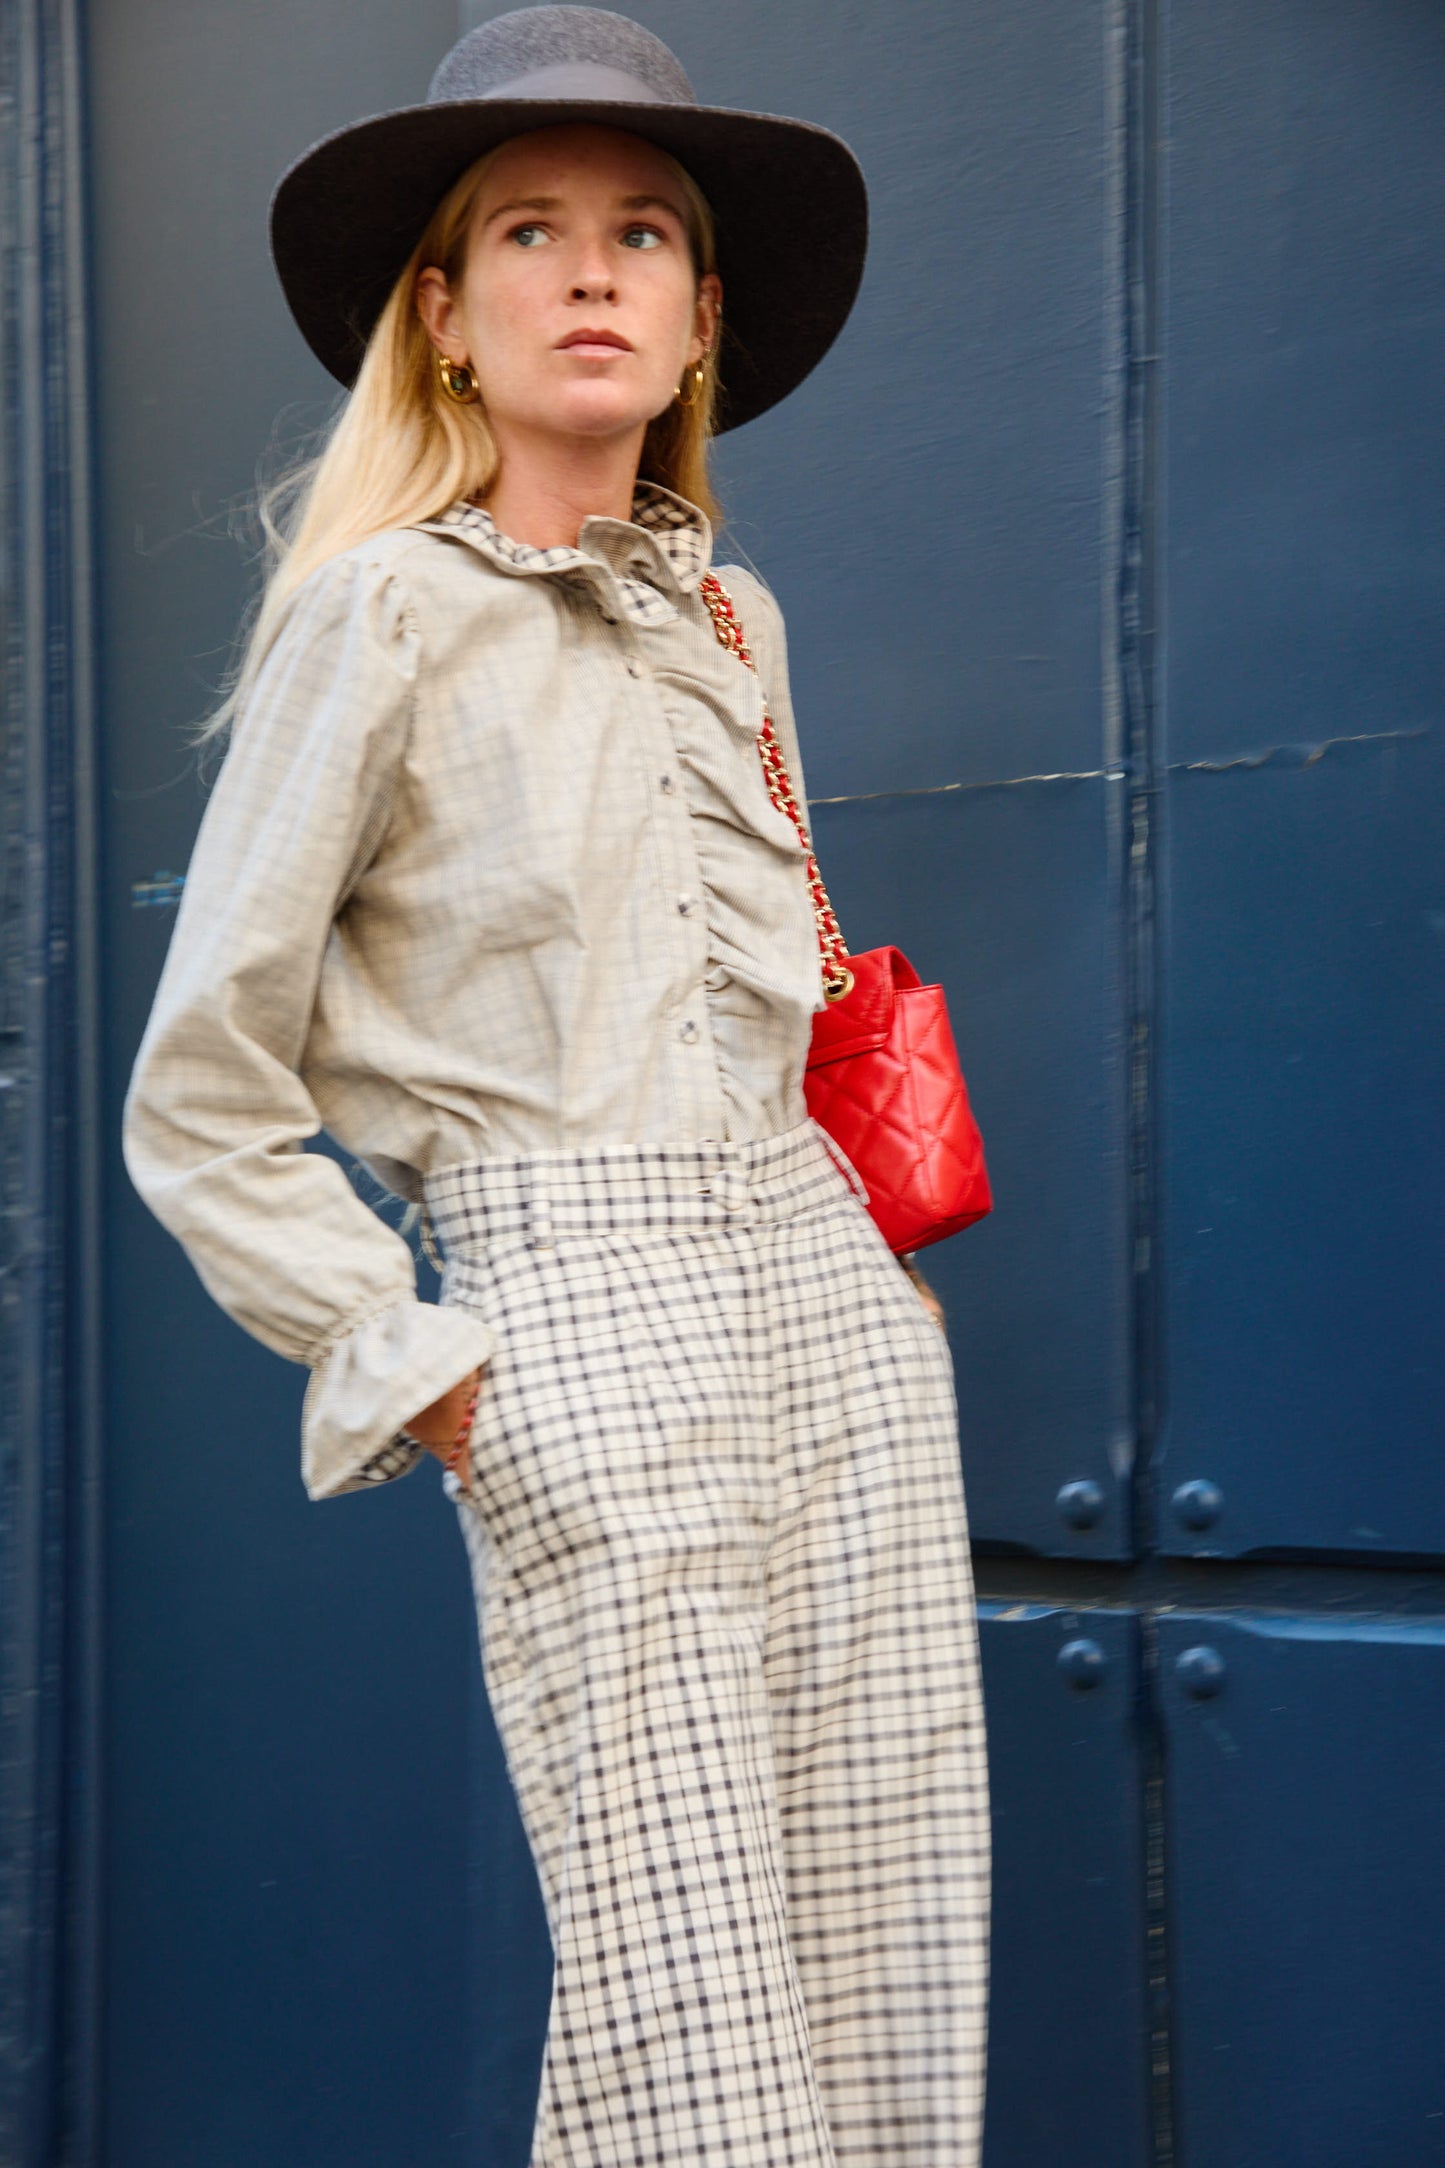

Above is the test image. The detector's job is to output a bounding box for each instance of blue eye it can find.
[509,223,548,247]
[622,226,664,250]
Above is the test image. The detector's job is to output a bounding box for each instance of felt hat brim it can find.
[270,95,868,433]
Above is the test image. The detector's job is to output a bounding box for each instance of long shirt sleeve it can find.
[123,551,492,1499]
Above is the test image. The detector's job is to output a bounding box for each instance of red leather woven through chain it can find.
[697,574,852,998]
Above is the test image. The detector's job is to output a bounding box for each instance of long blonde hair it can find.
[207,140,721,739]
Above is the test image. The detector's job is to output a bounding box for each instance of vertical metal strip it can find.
[0,0,102,2161]
[1099,0,1139,1568]
[0,13,56,2155]
[56,0,103,2149]
[1123,0,1164,1571]
[1100,0,1129,791]
[1116,0,1173,2158]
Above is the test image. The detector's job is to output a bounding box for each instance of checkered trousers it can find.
[428,1119,991,2168]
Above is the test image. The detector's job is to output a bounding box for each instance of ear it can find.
[688,270,723,367]
[415,266,467,362]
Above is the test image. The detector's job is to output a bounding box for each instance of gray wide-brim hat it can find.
[269,5,868,433]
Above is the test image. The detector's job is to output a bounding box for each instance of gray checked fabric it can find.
[123,484,822,1498]
[431,1120,991,2168]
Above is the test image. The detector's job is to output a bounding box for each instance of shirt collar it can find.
[419,480,712,627]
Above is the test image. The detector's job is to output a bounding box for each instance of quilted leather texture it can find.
[805,951,993,1254]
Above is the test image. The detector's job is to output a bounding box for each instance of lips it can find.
[557,330,632,352]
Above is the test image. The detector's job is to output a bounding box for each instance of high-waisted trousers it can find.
[427,1120,991,2168]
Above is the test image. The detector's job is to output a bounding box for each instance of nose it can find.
[568,233,618,303]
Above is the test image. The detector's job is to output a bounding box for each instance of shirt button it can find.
[676,895,696,917]
[679,1020,700,1046]
[625,655,643,678]
[659,774,676,795]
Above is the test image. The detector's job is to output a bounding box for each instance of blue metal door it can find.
[3,0,1438,2161]
[1156,0,1445,1565]
[1159,1613,1445,2165]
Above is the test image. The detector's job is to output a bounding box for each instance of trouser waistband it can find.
[423,1119,864,1259]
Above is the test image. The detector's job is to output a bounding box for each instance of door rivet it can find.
[1056,1478,1106,1530]
[1058,1637,1107,1690]
[1172,1478,1224,1530]
[1176,1645,1226,1699]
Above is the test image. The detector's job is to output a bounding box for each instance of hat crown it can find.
[430,6,695,107]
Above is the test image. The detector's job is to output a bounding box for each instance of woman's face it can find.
[416,124,721,448]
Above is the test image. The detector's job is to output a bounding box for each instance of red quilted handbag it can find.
[699,576,993,1253]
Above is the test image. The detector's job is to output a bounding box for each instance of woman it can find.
[124,9,991,2165]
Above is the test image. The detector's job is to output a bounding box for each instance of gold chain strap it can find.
[697,573,855,1003]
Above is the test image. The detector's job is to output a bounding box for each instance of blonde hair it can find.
[206,139,721,739]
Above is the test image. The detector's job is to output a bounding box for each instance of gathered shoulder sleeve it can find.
[123,545,492,1500]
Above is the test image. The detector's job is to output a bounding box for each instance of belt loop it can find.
[530,1166,555,1251]
[420,1201,445,1275]
[706,1141,747,1218]
[717,1163,748,1216]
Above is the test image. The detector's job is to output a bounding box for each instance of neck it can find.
[480,423,648,548]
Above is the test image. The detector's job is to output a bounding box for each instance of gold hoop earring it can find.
[437,353,481,405]
[674,359,707,410]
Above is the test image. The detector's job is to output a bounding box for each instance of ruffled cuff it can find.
[350,1435,428,1488]
[301,1298,495,1501]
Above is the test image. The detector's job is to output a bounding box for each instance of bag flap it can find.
[806,947,922,1066]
